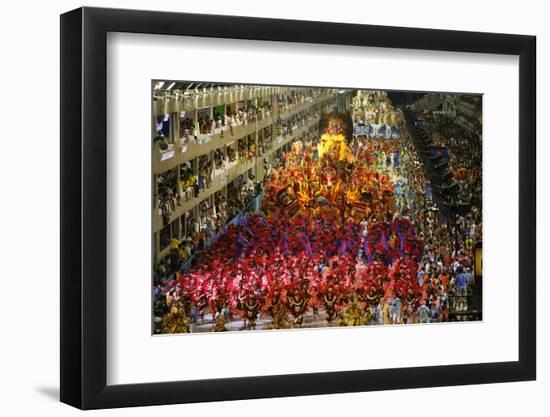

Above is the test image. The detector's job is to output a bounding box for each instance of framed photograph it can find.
[60,6,536,410]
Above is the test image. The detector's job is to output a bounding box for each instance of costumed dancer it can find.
[266,289,291,329]
[242,293,262,330]
[287,290,309,327]
[403,288,420,324]
[161,302,191,334]
[341,293,367,326]
[323,287,338,323]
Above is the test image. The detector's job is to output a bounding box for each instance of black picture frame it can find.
[60,6,536,410]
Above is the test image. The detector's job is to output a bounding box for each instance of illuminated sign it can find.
[474,241,482,278]
[160,150,175,161]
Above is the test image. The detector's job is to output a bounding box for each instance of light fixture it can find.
[154,81,165,90]
[166,82,176,90]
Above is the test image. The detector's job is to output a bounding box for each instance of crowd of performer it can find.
[153,92,481,334]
